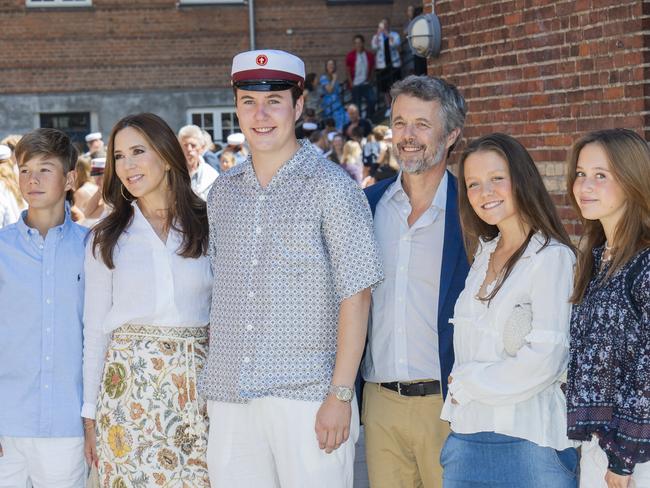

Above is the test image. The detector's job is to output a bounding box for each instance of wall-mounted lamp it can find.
[407,13,442,58]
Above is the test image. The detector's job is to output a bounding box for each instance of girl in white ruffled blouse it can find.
[440,133,578,487]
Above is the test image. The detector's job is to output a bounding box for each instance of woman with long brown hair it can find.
[82,113,211,487]
[565,129,650,488]
[440,133,578,486]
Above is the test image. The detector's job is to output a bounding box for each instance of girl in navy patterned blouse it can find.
[566,129,650,488]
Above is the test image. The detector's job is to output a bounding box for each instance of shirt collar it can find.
[16,201,73,241]
[221,139,319,182]
[386,170,448,210]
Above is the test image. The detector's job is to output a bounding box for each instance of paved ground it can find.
[354,427,370,488]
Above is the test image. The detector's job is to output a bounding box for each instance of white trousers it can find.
[580,437,650,488]
[206,396,359,488]
[0,436,85,488]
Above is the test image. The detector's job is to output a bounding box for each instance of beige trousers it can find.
[362,382,450,488]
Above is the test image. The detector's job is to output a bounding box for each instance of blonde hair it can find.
[0,158,24,207]
[341,140,362,165]
[567,129,650,303]
[75,155,92,190]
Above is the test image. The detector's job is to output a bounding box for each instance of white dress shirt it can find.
[363,171,447,383]
[190,158,218,200]
[440,233,576,450]
[82,203,212,418]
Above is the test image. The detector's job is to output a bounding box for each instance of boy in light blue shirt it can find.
[0,129,88,487]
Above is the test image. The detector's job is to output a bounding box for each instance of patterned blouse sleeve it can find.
[319,169,383,302]
[600,249,650,473]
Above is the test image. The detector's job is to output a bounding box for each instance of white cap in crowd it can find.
[227,133,246,146]
[231,49,305,91]
[0,144,12,160]
[85,132,102,143]
[302,122,318,132]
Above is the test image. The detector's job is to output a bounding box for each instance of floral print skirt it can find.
[96,324,210,488]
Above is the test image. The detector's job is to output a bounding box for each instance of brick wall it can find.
[0,0,412,94]
[423,0,648,237]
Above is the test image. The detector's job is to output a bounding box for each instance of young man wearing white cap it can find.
[83,132,104,157]
[199,49,383,488]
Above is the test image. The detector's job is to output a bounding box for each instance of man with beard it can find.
[361,75,470,488]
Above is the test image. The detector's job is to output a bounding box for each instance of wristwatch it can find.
[329,384,354,402]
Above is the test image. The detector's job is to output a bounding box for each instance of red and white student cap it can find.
[231,50,305,91]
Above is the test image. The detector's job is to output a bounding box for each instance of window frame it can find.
[187,107,240,145]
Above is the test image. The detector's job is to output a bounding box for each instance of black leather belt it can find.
[380,380,441,396]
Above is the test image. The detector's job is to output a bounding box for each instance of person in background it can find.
[304,72,321,116]
[340,140,363,185]
[219,150,237,173]
[84,132,104,158]
[566,129,650,488]
[361,75,468,488]
[0,144,25,228]
[371,18,402,115]
[320,59,349,132]
[72,155,99,219]
[201,130,221,171]
[178,124,218,200]
[440,133,578,487]
[1,134,22,172]
[82,113,211,487]
[345,35,376,120]
[216,132,248,166]
[343,103,373,140]
[327,133,345,164]
[0,128,87,488]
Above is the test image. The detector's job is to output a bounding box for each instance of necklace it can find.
[602,241,614,264]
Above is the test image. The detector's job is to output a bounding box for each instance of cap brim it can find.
[234,80,300,92]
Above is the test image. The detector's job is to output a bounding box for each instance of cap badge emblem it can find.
[256,54,268,66]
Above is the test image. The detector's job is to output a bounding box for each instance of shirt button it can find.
[246,324,253,331]
[399,359,405,364]
[46,328,51,333]
[259,195,266,201]
[252,259,258,266]
[45,298,52,304]
[44,384,49,389]
[248,291,255,298]
[399,266,405,271]
[243,357,251,363]
[255,226,262,234]
[45,269,51,276]
[39,244,44,249]
[45,356,50,361]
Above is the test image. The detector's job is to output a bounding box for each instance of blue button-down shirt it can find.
[0,208,88,437]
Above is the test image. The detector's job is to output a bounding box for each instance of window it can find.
[40,112,91,148]
[27,0,91,7]
[188,108,240,144]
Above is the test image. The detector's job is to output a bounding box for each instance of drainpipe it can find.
[248,0,256,50]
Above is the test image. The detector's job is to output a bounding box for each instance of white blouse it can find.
[82,203,212,418]
[440,233,576,450]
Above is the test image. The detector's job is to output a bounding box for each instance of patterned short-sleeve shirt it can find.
[198,140,383,403]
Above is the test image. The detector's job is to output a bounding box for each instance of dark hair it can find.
[91,113,209,269]
[354,34,365,43]
[458,133,573,303]
[305,73,317,92]
[567,128,650,303]
[14,128,77,173]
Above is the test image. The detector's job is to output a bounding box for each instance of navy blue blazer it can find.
[362,171,469,399]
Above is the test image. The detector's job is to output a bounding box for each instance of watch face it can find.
[337,388,353,401]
